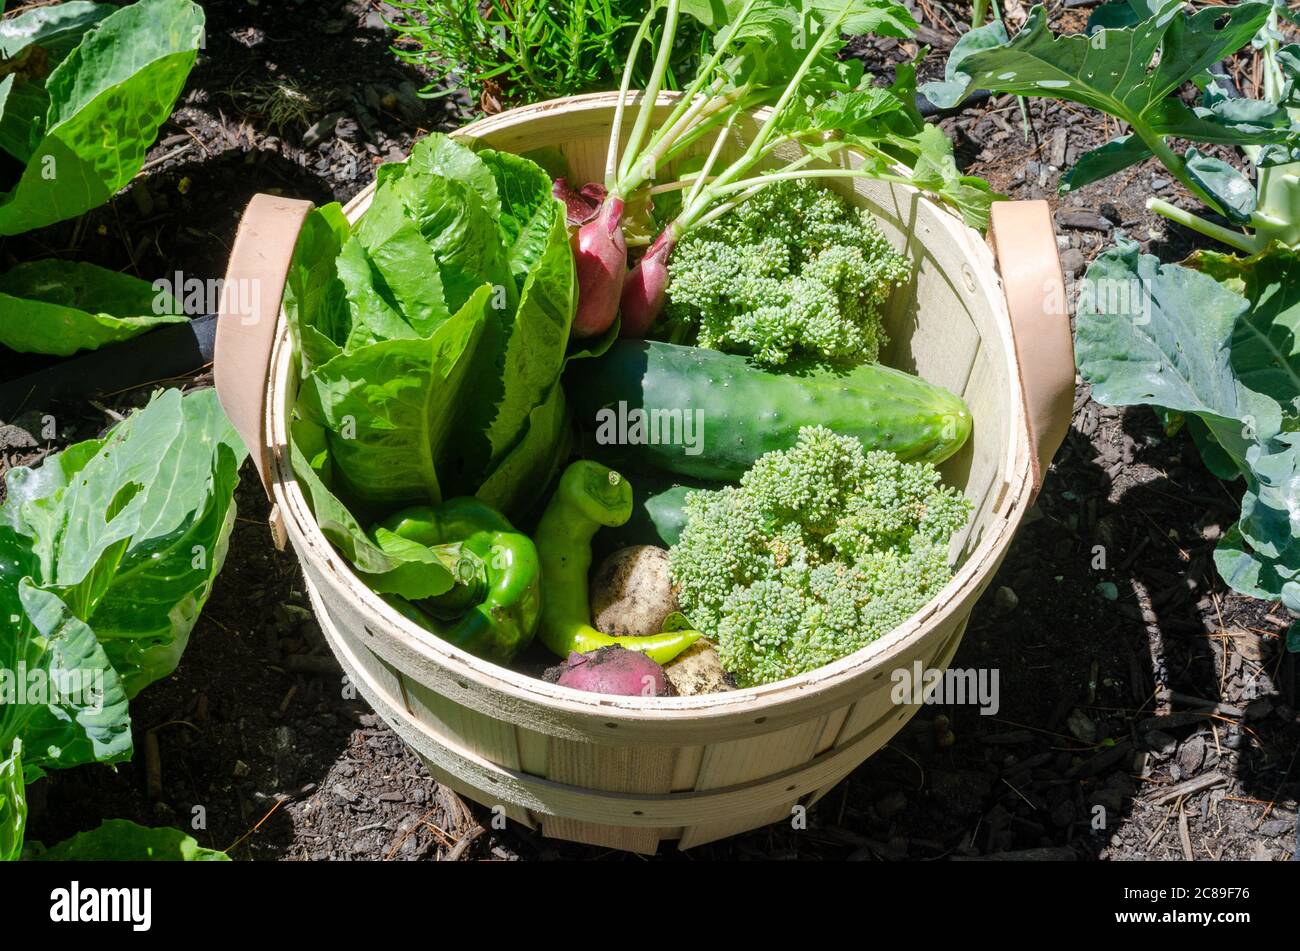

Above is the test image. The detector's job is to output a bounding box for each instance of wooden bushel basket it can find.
[214,92,1075,853]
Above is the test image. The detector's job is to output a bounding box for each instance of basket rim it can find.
[270,92,1037,725]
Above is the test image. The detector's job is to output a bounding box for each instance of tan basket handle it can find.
[988,200,1074,497]
[215,193,315,500]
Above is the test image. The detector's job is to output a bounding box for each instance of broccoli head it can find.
[668,427,971,687]
[664,179,911,367]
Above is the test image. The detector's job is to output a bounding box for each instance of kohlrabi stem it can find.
[1136,128,1233,222]
[606,7,657,188]
[616,0,683,190]
[1252,6,1300,248]
[1147,197,1264,255]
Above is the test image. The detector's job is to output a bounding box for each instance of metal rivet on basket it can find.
[962,264,977,293]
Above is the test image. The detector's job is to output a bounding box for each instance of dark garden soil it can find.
[3,0,1297,860]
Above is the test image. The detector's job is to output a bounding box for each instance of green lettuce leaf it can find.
[297,284,491,506]
[475,381,571,516]
[289,136,578,516]
[282,202,350,373]
[0,259,185,356]
[288,416,455,600]
[379,135,514,314]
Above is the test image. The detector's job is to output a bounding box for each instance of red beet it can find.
[544,646,675,697]
[619,229,675,337]
[571,197,628,339]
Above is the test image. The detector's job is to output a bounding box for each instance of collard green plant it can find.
[0,388,245,860]
[3,388,247,696]
[921,0,1298,252]
[31,818,229,860]
[0,259,184,355]
[938,2,1300,630]
[1075,241,1300,616]
[0,0,204,235]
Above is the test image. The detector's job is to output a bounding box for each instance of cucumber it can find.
[566,340,972,481]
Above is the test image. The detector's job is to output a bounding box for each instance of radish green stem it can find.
[688,6,848,212]
[635,0,762,164]
[648,173,715,194]
[710,166,910,199]
[617,0,684,189]
[606,7,657,188]
[686,112,739,209]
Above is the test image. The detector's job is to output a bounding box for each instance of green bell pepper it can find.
[376,498,541,664]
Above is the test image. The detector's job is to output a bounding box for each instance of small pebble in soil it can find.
[1066,709,1097,744]
[994,586,1019,615]
[1059,248,1085,276]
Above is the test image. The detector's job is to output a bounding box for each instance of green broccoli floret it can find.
[668,427,971,687]
[664,179,911,367]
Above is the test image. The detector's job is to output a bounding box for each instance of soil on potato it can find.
[5,1,1297,861]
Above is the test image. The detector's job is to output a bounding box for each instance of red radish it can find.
[544,646,675,696]
[619,229,675,338]
[570,197,627,339]
[553,179,607,227]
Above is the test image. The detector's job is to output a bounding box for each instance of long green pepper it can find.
[535,461,699,664]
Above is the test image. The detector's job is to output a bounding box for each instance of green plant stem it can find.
[677,10,844,223]
[618,85,741,193]
[1146,197,1264,255]
[1252,6,1300,246]
[685,110,739,208]
[1136,129,1212,208]
[606,6,657,187]
[616,0,683,190]
[634,0,762,163]
[709,165,910,199]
